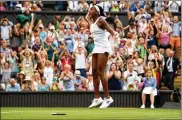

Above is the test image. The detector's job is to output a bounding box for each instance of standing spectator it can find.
[73,43,87,77]
[78,0,89,12]
[10,23,21,51]
[20,45,34,77]
[42,60,54,86]
[0,40,11,59]
[60,64,74,91]
[44,37,57,61]
[98,1,111,12]
[168,1,181,12]
[10,50,19,78]
[0,18,13,46]
[32,37,42,52]
[6,78,21,91]
[163,50,179,90]
[1,62,11,88]
[38,77,50,91]
[106,63,122,90]
[140,69,157,109]
[65,29,75,54]
[110,2,120,12]
[170,16,181,51]
[67,1,78,11]
[86,37,94,55]
[0,1,6,11]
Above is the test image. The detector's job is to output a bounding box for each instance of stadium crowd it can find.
[0,1,181,92]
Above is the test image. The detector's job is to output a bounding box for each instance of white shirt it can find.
[168,1,181,12]
[75,51,86,69]
[98,2,111,12]
[123,70,138,90]
[43,67,54,85]
[67,1,78,11]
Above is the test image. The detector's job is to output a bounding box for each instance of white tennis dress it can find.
[90,17,112,55]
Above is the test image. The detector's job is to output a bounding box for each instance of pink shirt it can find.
[0,6,6,11]
[160,33,170,45]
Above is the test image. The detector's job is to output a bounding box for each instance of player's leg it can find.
[88,53,103,108]
[97,52,113,109]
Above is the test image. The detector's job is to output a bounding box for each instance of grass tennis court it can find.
[1,107,180,120]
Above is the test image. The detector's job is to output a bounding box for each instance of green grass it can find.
[1,107,181,120]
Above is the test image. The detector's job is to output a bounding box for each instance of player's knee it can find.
[92,69,98,77]
[97,70,104,77]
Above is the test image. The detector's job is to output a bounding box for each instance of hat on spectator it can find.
[18,71,25,76]
[74,70,81,77]
[39,24,44,28]
[50,25,55,30]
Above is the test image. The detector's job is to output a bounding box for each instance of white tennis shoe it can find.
[99,96,113,109]
[140,104,145,109]
[150,104,155,109]
[88,97,104,108]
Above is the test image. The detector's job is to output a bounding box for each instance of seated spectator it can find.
[78,79,89,91]
[6,78,21,91]
[60,64,74,91]
[21,76,33,91]
[106,63,122,90]
[38,77,50,91]
[32,72,41,91]
[140,69,157,109]
[50,74,60,91]
[73,70,85,90]
[17,71,25,87]
[123,63,138,90]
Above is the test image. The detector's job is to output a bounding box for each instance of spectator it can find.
[6,78,21,91]
[98,1,111,12]
[163,50,179,90]
[50,74,60,91]
[168,1,181,12]
[21,75,33,91]
[0,18,13,46]
[32,72,41,91]
[0,1,6,11]
[20,45,34,77]
[123,63,138,90]
[86,37,94,55]
[78,79,89,91]
[140,69,157,109]
[10,50,19,78]
[10,23,22,51]
[110,2,120,12]
[170,16,181,50]
[38,77,50,91]
[73,70,85,90]
[0,40,11,59]
[106,63,122,90]
[17,71,25,87]
[78,0,89,12]
[1,62,11,88]
[67,1,79,12]
[73,43,87,77]
[60,64,74,91]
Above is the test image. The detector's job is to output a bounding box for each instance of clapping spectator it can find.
[106,63,122,90]
[123,63,139,90]
[1,62,12,87]
[78,79,89,91]
[60,64,74,91]
[73,43,87,77]
[38,77,50,91]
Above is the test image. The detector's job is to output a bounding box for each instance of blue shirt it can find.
[6,83,21,91]
[172,22,181,36]
[143,77,157,89]
[38,84,50,91]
